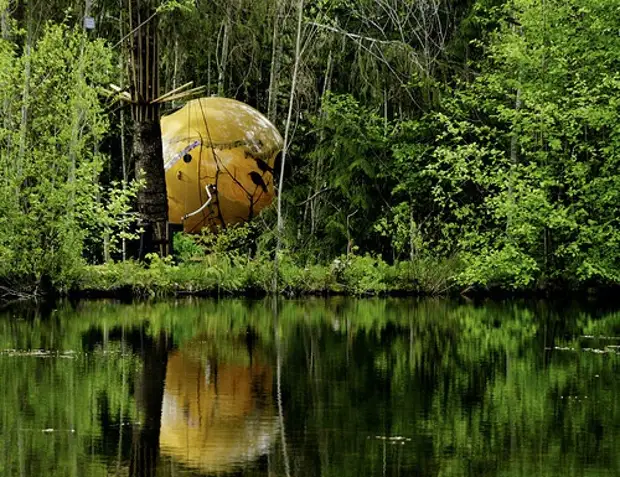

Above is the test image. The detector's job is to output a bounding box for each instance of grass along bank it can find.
[76,253,459,298]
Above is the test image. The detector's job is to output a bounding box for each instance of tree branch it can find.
[297,187,331,206]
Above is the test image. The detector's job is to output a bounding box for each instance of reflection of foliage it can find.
[0,342,139,476]
[0,299,619,476]
[277,299,620,477]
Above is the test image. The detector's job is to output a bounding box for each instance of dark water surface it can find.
[0,298,619,476]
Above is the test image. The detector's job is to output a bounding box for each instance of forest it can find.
[1,0,620,297]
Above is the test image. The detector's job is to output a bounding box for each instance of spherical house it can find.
[161,97,283,233]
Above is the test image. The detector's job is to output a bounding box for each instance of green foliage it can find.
[156,0,195,14]
[330,253,388,295]
[0,24,134,292]
[171,231,204,263]
[4,0,620,296]
[78,248,459,297]
[87,178,144,261]
[293,92,391,257]
[341,0,620,291]
[195,223,256,256]
[416,0,620,289]
[373,202,423,260]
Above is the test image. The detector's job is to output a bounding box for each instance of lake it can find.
[0,298,618,476]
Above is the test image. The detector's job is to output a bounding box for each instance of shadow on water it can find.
[0,298,619,476]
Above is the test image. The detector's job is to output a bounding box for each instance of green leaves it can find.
[156,0,196,14]
[406,0,620,290]
[0,24,122,291]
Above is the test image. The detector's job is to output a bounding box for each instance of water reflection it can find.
[160,338,278,473]
[0,299,618,477]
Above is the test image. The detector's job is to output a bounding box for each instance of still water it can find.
[0,298,619,476]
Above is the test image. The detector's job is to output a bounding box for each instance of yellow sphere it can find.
[161,97,283,233]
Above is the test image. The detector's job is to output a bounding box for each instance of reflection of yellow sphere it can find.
[161,97,283,233]
[159,343,278,473]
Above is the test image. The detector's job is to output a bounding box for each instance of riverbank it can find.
[74,254,458,298]
[2,252,617,304]
[72,254,618,301]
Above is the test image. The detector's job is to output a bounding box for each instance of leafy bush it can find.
[0,25,125,293]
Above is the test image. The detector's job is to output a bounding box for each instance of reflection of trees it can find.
[0,321,142,476]
[273,299,620,477]
[71,321,175,477]
[129,329,172,477]
[1,299,619,476]
[67,321,175,477]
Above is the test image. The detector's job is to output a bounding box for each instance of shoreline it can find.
[3,257,620,306]
[3,283,617,309]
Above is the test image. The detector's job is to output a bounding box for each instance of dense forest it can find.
[1,0,620,296]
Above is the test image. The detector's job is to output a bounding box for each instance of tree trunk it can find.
[128,0,168,255]
[133,118,168,252]
[507,25,523,237]
[274,0,304,292]
[409,201,416,261]
[217,1,231,97]
[119,0,128,260]
[267,0,282,123]
[18,4,32,177]
[1,2,11,156]
[507,87,521,235]
[309,49,333,239]
[0,2,8,39]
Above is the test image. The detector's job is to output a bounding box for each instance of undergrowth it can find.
[76,252,460,298]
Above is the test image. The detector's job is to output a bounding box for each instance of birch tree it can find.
[274,0,304,291]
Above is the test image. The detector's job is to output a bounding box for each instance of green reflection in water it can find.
[0,299,618,476]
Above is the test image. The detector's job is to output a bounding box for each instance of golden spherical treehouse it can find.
[161,97,283,233]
